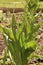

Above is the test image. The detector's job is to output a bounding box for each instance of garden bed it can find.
[0,10,43,65]
[0,1,43,65]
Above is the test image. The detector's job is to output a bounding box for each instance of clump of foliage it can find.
[0,0,43,65]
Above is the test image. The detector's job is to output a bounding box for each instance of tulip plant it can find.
[0,0,43,65]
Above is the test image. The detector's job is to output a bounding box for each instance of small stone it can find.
[39,28,43,32]
[40,33,43,39]
[36,35,40,39]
